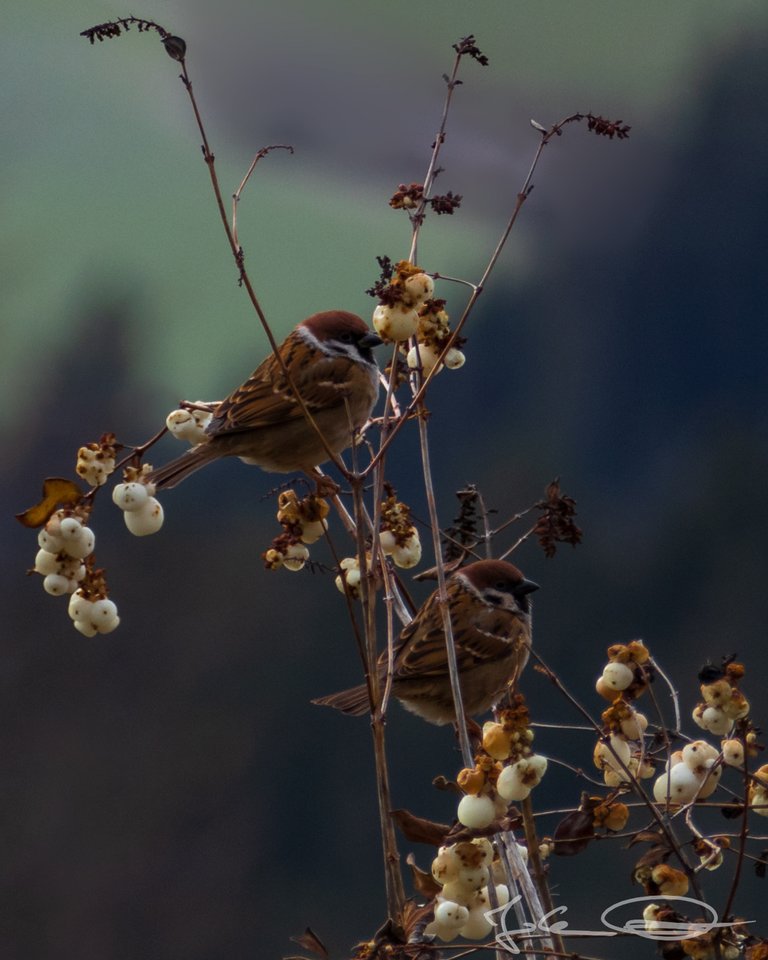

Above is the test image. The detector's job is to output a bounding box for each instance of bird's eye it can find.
[339,332,354,343]
[496,580,508,591]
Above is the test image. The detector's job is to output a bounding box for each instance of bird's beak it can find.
[517,578,540,596]
[361,332,384,349]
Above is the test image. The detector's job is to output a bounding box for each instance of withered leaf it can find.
[16,478,84,528]
[406,853,441,900]
[391,808,450,846]
[552,809,594,856]
[431,775,463,795]
[288,928,328,959]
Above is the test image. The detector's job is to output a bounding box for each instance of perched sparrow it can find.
[314,559,538,725]
[149,311,382,489]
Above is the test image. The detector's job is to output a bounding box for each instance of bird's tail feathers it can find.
[147,445,217,491]
[312,684,371,717]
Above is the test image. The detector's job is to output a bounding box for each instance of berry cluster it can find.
[32,508,120,635]
[425,838,511,942]
[643,904,744,960]
[455,699,548,828]
[652,740,722,805]
[75,434,117,487]
[406,298,465,374]
[335,556,363,598]
[263,491,329,572]
[112,465,164,536]
[593,641,655,787]
[371,260,465,373]
[692,662,750,735]
[165,404,214,444]
[34,509,95,595]
[379,494,422,569]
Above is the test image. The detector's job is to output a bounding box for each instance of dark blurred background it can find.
[4,2,768,958]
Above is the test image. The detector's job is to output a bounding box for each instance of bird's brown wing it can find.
[207,343,356,437]
[391,589,516,681]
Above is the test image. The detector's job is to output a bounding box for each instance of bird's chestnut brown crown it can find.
[458,559,539,615]
[300,311,383,364]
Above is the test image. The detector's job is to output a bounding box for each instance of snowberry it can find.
[698,705,732,736]
[391,530,421,569]
[460,905,493,940]
[68,591,93,622]
[434,900,470,929]
[696,761,722,799]
[482,722,512,761]
[282,543,310,572]
[722,739,744,767]
[654,763,701,804]
[166,408,212,444]
[457,793,496,829]
[444,348,466,370]
[526,754,548,782]
[601,661,634,691]
[43,574,71,596]
[61,526,95,560]
[299,519,327,545]
[432,846,462,886]
[496,764,530,802]
[124,498,164,536]
[90,598,119,630]
[112,482,150,513]
[682,740,718,770]
[38,529,64,553]
[59,517,83,540]
[378,530,397,555]
[407,342,441,373]
[620,710,648,740]
[335,557,362,598]
[372,303,420,342]
[593,735,631,776]
[34,549,60,576]
[73,619,99,638]
[403,272,434,305]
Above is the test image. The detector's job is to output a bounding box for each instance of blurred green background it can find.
[5,1,768,958]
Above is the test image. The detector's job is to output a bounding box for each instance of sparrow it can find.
[148,311,382,489]
[314,559,538,725]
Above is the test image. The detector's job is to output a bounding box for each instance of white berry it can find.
[434,900,470,929]
[391,530,422,569]
[124,498,164,536]
[43,574,71,596]
[61,526,95,560]
[457,793,496,829]
[372,303,419,342]
[34,549,61,576]
[407,342,441,373]
[59,517,83,540]
[601,661,635,691]
[112,482,150,513]
[68,591,93,622]
[403,272,434,305]
[38,529,63,554]
[282,543,310,572]
[496,763,531,802]
[722,739,744,767]
[444,348,466,370]
[74,619,99,637]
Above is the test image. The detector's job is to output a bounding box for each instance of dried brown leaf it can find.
[406,853,441,900]
[288,928,328,959]
[391,808,450,847]
[16,478,84,528]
